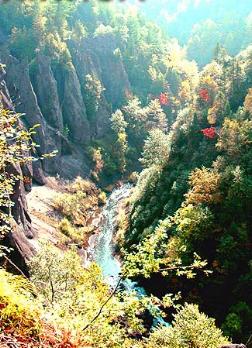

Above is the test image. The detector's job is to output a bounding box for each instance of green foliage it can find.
[28,242,148,347]
[130,165,162,204]
[58,218,85,245]
[25,242,229,347]
[29,242,84,303]
[147,303,228,348]
[222,313,242,338]
[124,38,252,344]
[84,73,105,119]
[71,20,87,43]
[111,109,128,134]
[123,216,208,279]
[140,129,170,168]
[0,104,35,237]
[2,1,252,345]
[173,203,214,241]
[52,176,101,227]
[0,268,41,336]
[10,26,38,61]
[110,110,128,173]
[44,32,71,64]
[222,302,252,342]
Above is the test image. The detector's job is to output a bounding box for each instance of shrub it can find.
[0,268,41,337]
[98,191,107,205]
[52,177,101,226]
[67,176,96,195]
[29,242,84,304]
[147,303,229,348]
[58,218,85,245]
[186,167,222,205]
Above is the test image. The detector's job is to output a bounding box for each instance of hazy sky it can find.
[126,0,252,43]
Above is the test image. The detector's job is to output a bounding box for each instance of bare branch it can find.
[82,277,122,331]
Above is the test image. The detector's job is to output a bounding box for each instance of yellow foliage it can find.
[186,167,222,205]
[52,177,102,227]
[200,74,219,92]
[179,80,192,102]
[98,191,107,205]
[217,118,252,156]
[244,87,252,114]
[147,303,228,348]
[207,106,217,125]
[68,176,96,195]
[58,218,85,244]
[0,268,41,336]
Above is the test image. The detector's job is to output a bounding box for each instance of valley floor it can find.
[26,179,63,252]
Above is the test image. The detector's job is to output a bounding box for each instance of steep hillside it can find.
[122,46,252,343]
[0,0,198,276]
[0,1,252,347]
[0,0,200,182]
[0,63,36,274]
[0,4,129,179]
[137,0,252,66]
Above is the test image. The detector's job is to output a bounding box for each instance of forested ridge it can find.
[0,0,251,347]
[137,0,252,67]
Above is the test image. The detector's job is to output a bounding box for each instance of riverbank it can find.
[25,177,105,265]
[86,184,132,286]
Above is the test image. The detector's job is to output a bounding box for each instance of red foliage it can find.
[159,92,169,105]
[201,127,216,139]
[0,324,83,348]
[0,303,6,310]
[23,176,32,185]
[199,88,210,102]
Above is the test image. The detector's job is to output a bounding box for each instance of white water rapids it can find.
[87,184,131,286]
[87,184,169,327]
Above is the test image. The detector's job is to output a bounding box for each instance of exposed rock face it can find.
[71,35,131,107]
[33,53,63,132]
[69,39,111,138]
[88,34,131,107]
[0,49,89,178]
[69,34,131,137]
[0,65,36,273]
[0,30,133,268]
[61,62,90,144]
[0,33,132,179]
[0,50,47,155]
[0,49,62,176]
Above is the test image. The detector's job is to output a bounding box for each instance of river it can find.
[87,184,131,287]
[87,184,169,327]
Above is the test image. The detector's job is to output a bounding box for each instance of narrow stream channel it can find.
[88,184,169,327]
[88,184,131,286]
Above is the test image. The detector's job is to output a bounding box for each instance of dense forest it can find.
[137,0,252,66]
[0,0,252,347]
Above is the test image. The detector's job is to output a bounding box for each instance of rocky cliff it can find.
[0,33,131,181]
[0,32,131,270]
[0,64,35,273]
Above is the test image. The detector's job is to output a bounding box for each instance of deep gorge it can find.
[0,1,252,347]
